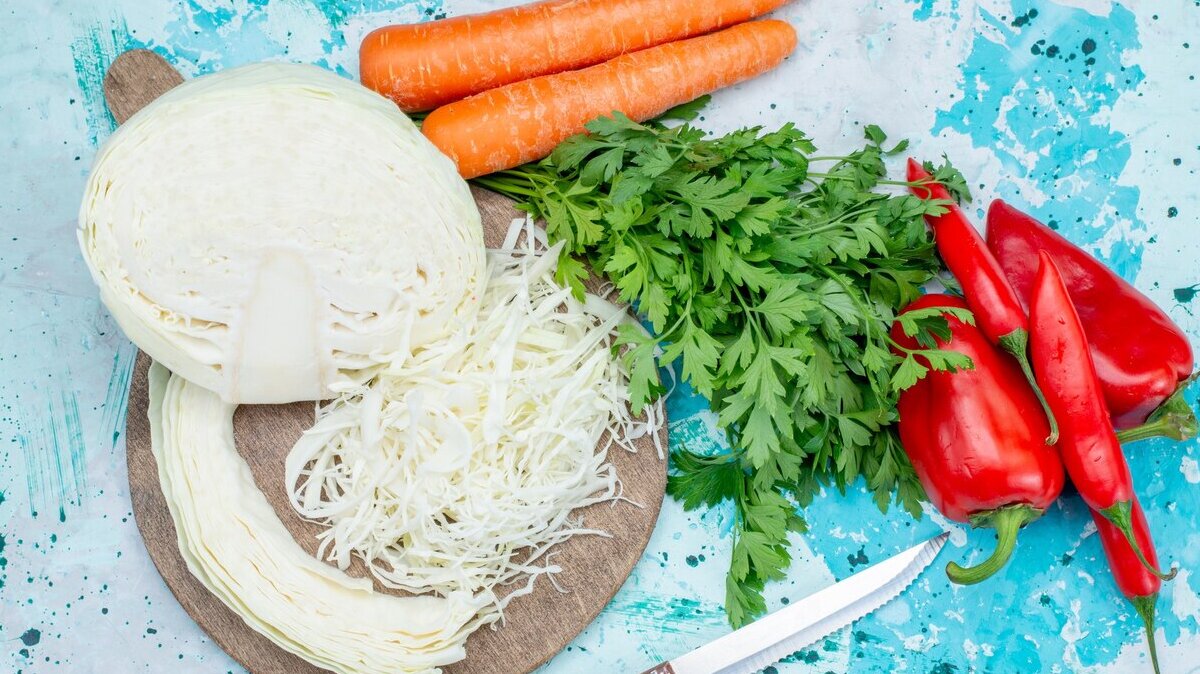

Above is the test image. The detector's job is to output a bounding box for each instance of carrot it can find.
[421,19,798,179]
[359,0,792,112]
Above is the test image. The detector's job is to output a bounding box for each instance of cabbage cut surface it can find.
[81,63,484,404]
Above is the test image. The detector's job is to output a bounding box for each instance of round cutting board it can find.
[112,50,667,674]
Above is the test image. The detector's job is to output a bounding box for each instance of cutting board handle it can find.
[103,49,184,125]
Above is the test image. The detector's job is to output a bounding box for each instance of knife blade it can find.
[640,532,949,674]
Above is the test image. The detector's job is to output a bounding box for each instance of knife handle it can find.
[639,663,676,674]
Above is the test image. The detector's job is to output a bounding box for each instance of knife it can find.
[639,532,950,674]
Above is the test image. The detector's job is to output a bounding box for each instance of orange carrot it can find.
[360,0,792,112]
[421,19,798,179]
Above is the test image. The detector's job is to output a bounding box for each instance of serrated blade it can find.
[653,533,949,674]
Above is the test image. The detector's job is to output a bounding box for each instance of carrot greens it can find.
[477,105,970,627]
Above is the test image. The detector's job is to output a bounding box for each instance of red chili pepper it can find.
[892,294,1064,585]
[906,159,1059,444]
[987,198,1196,439]
[1091,499,1163,674]
[1029,251,1175,580]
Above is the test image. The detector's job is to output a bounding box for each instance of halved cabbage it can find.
[81,63,484,404]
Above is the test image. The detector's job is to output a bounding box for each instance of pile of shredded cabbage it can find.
[148,362,491,674]
[286,222,662,617]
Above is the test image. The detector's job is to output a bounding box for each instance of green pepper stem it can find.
[1100,501,1178,581]
[945,505,1042,585]
[1131,594,1161,674]
[998,328,1059,445]
[1116,377,1198,444]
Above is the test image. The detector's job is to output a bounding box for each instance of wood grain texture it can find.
[111,51,667,674]
[104,49,184,124]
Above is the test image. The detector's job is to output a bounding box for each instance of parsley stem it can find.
[806,155,856,163]
[783,208,877,236]
[805,172,914,189]
[734,290,766,339]
[473,173,544,198]
[885,337,954,362]
[650,295,695,347]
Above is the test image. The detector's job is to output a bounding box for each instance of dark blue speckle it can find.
[20,629,41,647]
[1012,8,1038,27]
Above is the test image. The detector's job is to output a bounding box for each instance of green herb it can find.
[476,108,970,627]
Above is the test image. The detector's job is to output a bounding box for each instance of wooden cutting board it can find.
[111,50,667,674]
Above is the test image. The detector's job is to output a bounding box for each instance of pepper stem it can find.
[1130,594,1161,674]
[945,504,1042,585]
[1116,376,1198,444]
[997,328,1059,445]
[1099,501,1178,581]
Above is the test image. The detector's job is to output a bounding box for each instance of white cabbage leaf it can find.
[148,361,491,674]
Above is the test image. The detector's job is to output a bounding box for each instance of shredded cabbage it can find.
[80,63,485,404]
[286,223,663,617]
[147,362,491,674]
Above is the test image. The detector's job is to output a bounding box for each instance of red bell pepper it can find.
[907,159,1058,443]
[1091,500,1164,674]
[892,294,1064,585]
[987,198,1196,439]
[1029,251,1175,580]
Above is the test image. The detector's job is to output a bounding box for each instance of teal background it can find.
[2,1,1199,672]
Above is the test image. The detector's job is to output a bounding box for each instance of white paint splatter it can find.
[1060,599,1091,656]
[1049,0,1113,17]
[260,0,332,64]
[1170,569,1200,623]
[875,598,912,625]
[1180,457,1200,484]
[902,632,936,652]
[923,506,967,546]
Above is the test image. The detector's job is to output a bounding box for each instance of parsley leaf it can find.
[922,156,972,203]
[658,94,713,122]
[667,449,743,510]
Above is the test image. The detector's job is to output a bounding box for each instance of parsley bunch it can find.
[476,101,971,626]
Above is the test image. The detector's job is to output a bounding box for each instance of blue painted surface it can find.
[3,0,1200,672]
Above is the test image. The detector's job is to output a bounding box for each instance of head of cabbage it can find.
[79,63,485,404]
